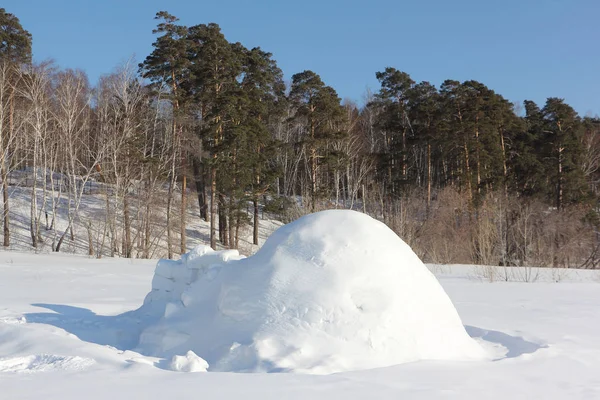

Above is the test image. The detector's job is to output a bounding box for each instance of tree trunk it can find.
[228,195,235,250]
[55,223,71,253]
[499,128,508,196]
[30,184,37,248]
[86,221,94,257]
[166,176,174,259]
[475,120,481,195]
[2,164,9,247]
[104,187,113,257]
[192,157,207,221]
[143,178,152,259]
[402,128,407,180]
[253,198,259,246]
[218,194,228,247]
[1,85,15,248]
[557,145,563,210]
[123,193,132,258]
[362,183,367,214]
[144,201,151,259]
[463,140,473,201]
[346,164,351,208]
[210,167,217,249]
[180,173,187,254]
[235,208,241,250]
[427,141,432,211]
[310,112,317,211]
[335,169,340,208]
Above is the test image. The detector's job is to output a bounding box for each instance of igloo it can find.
[137,210,484,373]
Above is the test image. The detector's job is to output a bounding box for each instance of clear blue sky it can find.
[4,0,600,115]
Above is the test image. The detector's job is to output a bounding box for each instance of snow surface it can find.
[0,185,284,258]
[1,229,600,398]
[169,351,209,373]
[138,210,485,373]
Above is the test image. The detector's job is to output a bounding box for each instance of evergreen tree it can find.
[541,98,587,209]
[511,100,545,196]
[439,79,473,197]
[0,8,32,64]
[139,11,190,258]
[239,47,285,245]
[484,91,522,196]
[139,11,189,104]
[187,22,241,248]
[408,81,441,207]
[289,70,345,210]
[461,80,492,198]
[373,68,415,196]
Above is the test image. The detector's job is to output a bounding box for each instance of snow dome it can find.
[137,210,484,373]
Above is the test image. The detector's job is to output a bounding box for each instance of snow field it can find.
[1,214,599,398]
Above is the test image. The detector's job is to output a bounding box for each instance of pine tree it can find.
[139,11,190,258]
[0,8,31,65]
[484,92,522,196]
[239,47,285,245]
[187,23,241,249]
[439,79,473,197]
[511,100,545,196]
[541,98,587,209]
[289,70,345,210]
[408,81,440,208]
[373,68,415,197]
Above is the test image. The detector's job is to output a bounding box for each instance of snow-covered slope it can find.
[0,186,283,258]
[137,210,484,373]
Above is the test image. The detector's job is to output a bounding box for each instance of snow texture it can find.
[2,247,600,399]
[169,351,209,372]
[138,210,485,373]
[0,354,95,373]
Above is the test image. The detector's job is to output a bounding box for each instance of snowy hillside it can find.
[0,185,284,258]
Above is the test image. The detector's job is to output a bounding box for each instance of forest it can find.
[1,8,599,268]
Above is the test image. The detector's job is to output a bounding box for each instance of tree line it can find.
[1,8,599,267]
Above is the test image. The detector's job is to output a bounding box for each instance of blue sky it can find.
[4,0,600,115]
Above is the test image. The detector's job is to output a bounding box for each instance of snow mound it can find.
[137,210,485,373]
[169,351,209,372]
[0,354,95,373]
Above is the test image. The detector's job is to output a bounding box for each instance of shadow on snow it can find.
[465,325,548,359]
[24,303,548,368]
[25,303,156,351]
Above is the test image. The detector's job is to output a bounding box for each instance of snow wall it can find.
[137,210,485,373]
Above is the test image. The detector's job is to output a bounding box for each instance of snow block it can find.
[187,250,243,270]
[150,274,173,292]
[169,351,209,372]
[183,245,214,263]
[155,259,177,279]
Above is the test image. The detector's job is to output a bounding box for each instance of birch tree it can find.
[0,8,31,247]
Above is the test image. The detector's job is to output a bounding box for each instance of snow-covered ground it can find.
[2,219,600,398]
[1,185,284,258]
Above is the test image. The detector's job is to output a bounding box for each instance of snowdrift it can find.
[137,210,484,373]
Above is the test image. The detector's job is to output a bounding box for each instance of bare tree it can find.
[19,63,55,248]
[53,68,98,252]
[0,62,21,247]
